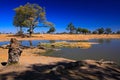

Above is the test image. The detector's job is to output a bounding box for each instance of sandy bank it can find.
[0,48,73,73]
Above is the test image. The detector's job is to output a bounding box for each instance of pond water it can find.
[0,39,120,64]
[42,39,120,64]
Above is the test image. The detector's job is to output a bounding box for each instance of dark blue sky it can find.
[0,0,120,33]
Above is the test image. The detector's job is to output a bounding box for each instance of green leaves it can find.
[47,27,56,33]
[66,22,76,34]
[13,3,54,36]
[105,28,112,34]
[97,27,104,34]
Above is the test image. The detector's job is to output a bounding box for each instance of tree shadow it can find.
[0,61,120,80]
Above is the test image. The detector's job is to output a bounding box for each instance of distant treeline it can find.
[58,22,120,34]
[41,22,120,34]
[9,3,120,35]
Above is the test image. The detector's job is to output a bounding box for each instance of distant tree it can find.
[88,30,91,34]
[92,31,97,34]
[66,23,76,34]
[97,27,104,34]
[112,32,115,34]
[61,32,68,34]
[47,27,56,33]
[13,3,54,37]
[81,28,89,34]
[116,30,120,34]
[76,27,82,34]
[105,28,112,34]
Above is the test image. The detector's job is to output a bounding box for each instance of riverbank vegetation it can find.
[39,41,92,49]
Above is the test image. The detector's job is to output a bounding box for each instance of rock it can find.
[52,65,65,71]
[51,44,55,48]
[8,38,23,64]
[0,44,10,49]
[50,65,65,75]
[38,46,46,50]
[20,46,30,49]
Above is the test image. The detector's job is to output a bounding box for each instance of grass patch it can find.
[39,41,91,49]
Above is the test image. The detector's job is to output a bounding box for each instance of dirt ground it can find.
[0,48,73,78]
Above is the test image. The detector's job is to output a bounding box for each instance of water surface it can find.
[0,39,120,64]
[42,39,120,64]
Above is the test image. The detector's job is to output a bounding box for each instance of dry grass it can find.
[0,34,120,41]
[40,41,94,49]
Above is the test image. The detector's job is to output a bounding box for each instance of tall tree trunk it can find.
[20,26,22,33]
[19,26,23,35]
[29,26,33,37]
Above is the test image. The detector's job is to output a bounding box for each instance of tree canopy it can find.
[66,23,76,34]
[47,27,56,33]
[105,28,112,34]
[13,3,54,36]
[97,27,104,34]
[76,27,82,34]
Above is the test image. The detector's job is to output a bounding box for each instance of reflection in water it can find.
[19,40,22,46]
[29,40,33,47]
[49,40,55,43]
[96,39,111,44]
[105,39,111,43]
[98,39,104,44]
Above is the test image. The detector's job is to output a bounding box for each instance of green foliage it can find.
[116,30,120,34]
[66,23,76,34]
[105,28,112,34]
[47,27,56,33]
[13,3,54,36]
[92,31,97,34]
[81,28,89,34]
[97,27,104,34]
[40,41,91,49]
[76,27,82,33]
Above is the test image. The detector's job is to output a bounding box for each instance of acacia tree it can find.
[81,28,89,34]
[92,31,97,34]
[76,27,82,34]
[13,3,53,37]
[105,28,112,34]
[13,5,26,35]
[97,27,104,34]
[66,23,76,34]
[116,30,120,34]
[47,27,56,34]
